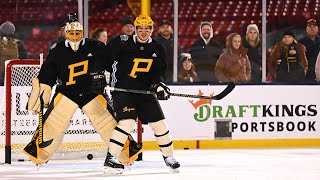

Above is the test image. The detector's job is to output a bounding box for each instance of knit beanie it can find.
[246,24,259,34]
[283,30,296,39]
[179,53,192,63]
[122,16,134,26]
[0,21,15,35]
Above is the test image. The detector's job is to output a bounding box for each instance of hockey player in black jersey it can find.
[101,14,180,174]
[23,18,141,166]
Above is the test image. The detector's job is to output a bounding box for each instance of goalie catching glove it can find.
[91,71,107,94]
[153,82,170,100]
[27,78,52,114]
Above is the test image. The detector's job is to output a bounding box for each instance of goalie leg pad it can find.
[82,95,117,145]
[82,95,142,164]
[27,78,52,113]
[108,119,136,158]
[149,120,174,157]
[23,93,78,164]
[118,134,143,164]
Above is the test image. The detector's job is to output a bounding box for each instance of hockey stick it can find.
[38,92,53,148]
[106,82,235,100]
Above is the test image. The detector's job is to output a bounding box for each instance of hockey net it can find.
[0,59,142,163]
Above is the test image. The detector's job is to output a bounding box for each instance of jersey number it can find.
[66,60,88,85]
[129,58,153,78]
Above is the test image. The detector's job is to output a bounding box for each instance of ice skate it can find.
[164,156,180,173]
[103,152,124,174]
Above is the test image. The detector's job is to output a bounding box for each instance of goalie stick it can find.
[105,82,235,100]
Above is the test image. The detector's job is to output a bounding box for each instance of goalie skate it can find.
[164,156,180,173]
[103,152,124,174]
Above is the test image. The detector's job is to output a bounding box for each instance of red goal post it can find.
[0,59,143,164]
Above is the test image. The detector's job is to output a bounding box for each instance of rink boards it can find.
[143,84,320,149]
[1,84,320,150]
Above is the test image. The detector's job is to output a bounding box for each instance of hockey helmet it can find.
[134,15,154,28]
[65,21,83,43]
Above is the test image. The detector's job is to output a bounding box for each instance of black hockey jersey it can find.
[38,38,105,95]
[103,35,167,90]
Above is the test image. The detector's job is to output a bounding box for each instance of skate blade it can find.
[169,168,180,173]
[103,167,124,174]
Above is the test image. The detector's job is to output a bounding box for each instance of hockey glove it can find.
[153,82,170,100]
[91,71,107,94]
[27,78,52,114]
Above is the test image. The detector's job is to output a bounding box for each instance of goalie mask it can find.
[134,15,154,43]
[65,21,83,51]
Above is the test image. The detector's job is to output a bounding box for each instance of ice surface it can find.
[1,149,320,180]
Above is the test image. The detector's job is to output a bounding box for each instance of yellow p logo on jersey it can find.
[66,60,88,85]
[129,58,153,78]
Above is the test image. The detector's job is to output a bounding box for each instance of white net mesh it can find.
[0,60,108,162]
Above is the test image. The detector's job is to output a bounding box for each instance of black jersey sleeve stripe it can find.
[154,130,169,137]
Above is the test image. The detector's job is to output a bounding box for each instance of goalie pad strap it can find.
[23,93,78,164]
[82,95,117,144]
[109,119,135,157]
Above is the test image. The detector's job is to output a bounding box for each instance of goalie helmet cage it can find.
[0,59,143,164]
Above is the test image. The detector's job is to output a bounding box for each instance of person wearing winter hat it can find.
[0,21,28,85]
[155,19,181,83]
[189,21,224,82]
[243,24,262,82]
[177,53,199,82]
[267,29,308,82]
[298,18,320,82]
[50,22,67,47]
[121,16,135,36]
[0,21,28,59]
[283,29,296,40]
[0,21,15,36]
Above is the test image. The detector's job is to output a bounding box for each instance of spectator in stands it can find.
[298,19,320,82]
[121,16,135,36]
[0,21,28,59]
[0,21,28,85]
[267,30,308,83]
[90,27,108,45]
[215,33,251,82]
[315,51,320,82]
[178,53,199,82]
[50,22,67,46]
[155,19,181,83]
[242,24,262,82]
[190,21,224,82]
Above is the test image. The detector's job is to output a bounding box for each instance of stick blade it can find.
[213,82,236,100]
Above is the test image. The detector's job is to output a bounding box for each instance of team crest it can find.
[120,35,129,41]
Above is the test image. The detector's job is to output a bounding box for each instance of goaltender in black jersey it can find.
[23,19,142,166]
[100,15,180,174]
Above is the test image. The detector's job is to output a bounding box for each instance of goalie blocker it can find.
[24,78,142,165]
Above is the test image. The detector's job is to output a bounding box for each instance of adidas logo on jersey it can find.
[152,53,157,57]
[87,53,93,57]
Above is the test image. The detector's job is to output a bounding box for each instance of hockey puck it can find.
[18,159,25,162]
[87,154,93,160]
